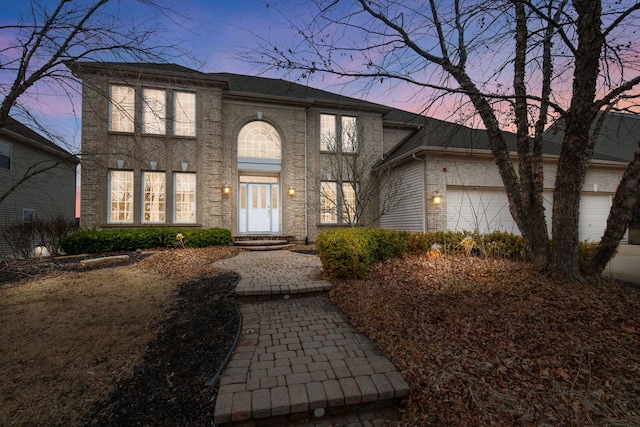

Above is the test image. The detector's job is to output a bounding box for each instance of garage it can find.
[446,188,611,241]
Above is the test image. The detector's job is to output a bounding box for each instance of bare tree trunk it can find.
[586,144,640,277]
[550,0,603,281]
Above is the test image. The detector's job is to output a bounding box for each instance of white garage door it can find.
[447,188,611,241]
[579,194,611,242]
[447,189,519,234]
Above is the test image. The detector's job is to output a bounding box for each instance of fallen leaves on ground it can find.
[328,254,640,426]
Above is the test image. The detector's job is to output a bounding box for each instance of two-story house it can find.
[68,61,633,245]
[0,117,79,257]
[67,62,396,243]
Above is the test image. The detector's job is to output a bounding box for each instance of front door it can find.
[239,177,280,234]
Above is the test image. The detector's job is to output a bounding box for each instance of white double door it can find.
[239,179,280,233]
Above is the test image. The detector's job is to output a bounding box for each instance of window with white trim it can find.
[320,181,338,224]
[0,140,11,169]
[174,173,196,223]
[109,85,135,133]
[142,88,166,134]
[320,181,359,224]
[320,114,358,152]
[174,91,196,136]
[109,170,134,223]
[22,209,34,224]
[238,121,281,159]
[143,171,165,223]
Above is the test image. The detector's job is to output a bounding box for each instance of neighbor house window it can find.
[109,170,134,223]
[143,171,165,223]
[0,140,11,169]
[22,209,34,224]
[174,91,196,136]
[109,85,135,133]
[320,114,358,152]
[320,181,338,223]
[174,173,196,223]
[142,88,166,134]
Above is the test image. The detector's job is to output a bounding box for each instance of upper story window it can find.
[142,88,166,134]
[238,121,281,159]
[320,114,358,152]
[109,85,135,133]
[0,140,11,170]
[174,91,196,137]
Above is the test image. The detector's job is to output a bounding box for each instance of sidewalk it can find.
[211,250,409,426]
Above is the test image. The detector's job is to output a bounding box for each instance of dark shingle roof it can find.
[544,112,639,162]
[1,117,78,162]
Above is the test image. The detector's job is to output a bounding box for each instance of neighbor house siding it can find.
[0,133,76,257]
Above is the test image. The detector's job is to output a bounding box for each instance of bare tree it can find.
[318,121,404,226]
[247,0,640,282]
[0,0,193,205]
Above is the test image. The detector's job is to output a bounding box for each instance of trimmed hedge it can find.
[60,227,232,255]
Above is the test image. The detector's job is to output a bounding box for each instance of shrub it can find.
[578,240,599,272]
[60,227,232,255]
[480,230,526,260]
[317,228,377,279]
[368,228,408,261]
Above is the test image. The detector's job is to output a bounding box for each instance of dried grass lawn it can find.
[329,253,640,426]
[0,247,238,427]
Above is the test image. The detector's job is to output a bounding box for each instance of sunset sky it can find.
[0,0,426,154]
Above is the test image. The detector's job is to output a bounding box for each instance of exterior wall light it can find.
[288,186,295,196]
[432,190,443,205]
[222,183,231,195]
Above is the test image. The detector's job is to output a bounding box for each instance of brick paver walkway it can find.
[212,250,409,426]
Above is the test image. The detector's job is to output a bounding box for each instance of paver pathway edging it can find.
[212,250,409,426]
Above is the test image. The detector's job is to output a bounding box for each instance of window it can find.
[109,85,135,132]
[0,140,11,169]
[320,114,358,152]
[142,88,166,134]
[320,114,336,151]
[109,170,134,223]
[320,181,358,224]
[342,182,357,223]
[22,209,34,224]
[238,121,281,159]
[174,173,196,223]
[341,116,358,153]
[174,91,196,136]
[320,181,338,223]
[143,171,165,223]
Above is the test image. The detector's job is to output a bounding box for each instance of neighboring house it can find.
[0,117,79,257]
[67,61,632,244]
[377,110,632,243]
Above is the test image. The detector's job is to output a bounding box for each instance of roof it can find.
[68,61,391,113]
[544,111,639,162]
[0,117,79,163]
[381,109,627,166]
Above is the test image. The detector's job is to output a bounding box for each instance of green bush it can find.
[480,230,526,260]
[578,240,599,272]
[317,228,377,279]
[368,228,408,261]
[60,227,232,255]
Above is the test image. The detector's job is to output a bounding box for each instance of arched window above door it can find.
[238,121,281,159]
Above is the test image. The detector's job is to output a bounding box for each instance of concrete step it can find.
[213,297,409,426]
[234,240,295,251]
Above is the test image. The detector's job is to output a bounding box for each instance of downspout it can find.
[304,107,309,244]
[413,153,427,233]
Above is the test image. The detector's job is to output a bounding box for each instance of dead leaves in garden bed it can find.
[328,254,640,426]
